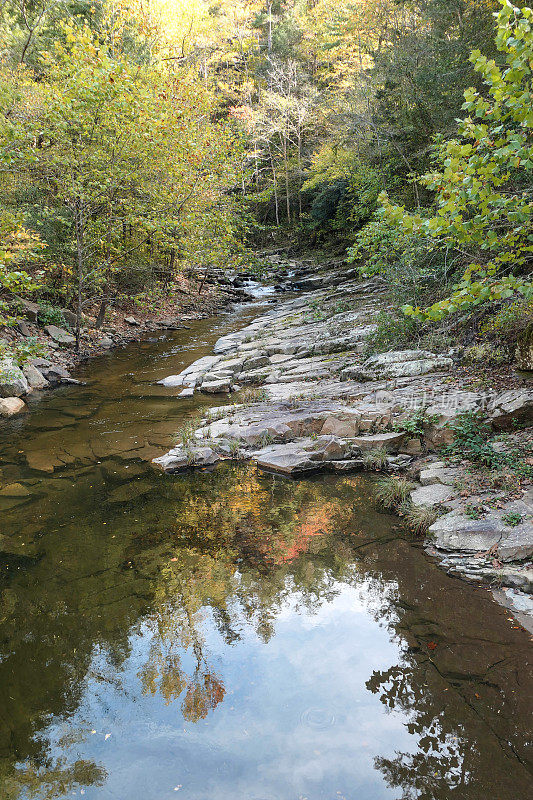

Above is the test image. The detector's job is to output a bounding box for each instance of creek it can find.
[0,301,531,800]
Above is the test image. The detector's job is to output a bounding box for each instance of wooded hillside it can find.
[0,0,532,360]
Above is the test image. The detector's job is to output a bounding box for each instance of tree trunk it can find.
[74,198,85,352]
[95,298,108,329]
[283,137,290,224]
[268,143,280,226]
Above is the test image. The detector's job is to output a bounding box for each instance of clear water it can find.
[0,308,531,800]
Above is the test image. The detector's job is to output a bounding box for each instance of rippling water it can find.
[0,307,531,799]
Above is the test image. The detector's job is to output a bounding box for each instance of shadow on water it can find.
[0,307,531,799]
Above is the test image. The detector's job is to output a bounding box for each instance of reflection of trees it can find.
[361,537,533,800]
[138,550,227,721]
[135,464,367,716]
[2,458,531,800]
[0,758,106,800]
[367,662,470,799]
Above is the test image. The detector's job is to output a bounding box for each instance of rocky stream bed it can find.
[153,259,533,621]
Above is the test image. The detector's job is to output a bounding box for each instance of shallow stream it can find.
[0,304,531,799]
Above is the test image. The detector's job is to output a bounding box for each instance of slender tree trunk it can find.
[74,198,85,352]
[297,130,303,218]
[268,143,280,226]
[283,137,290,223]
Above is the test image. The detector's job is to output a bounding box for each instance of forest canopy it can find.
[0,0,531,339]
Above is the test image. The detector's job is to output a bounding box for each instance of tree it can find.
[381,0,533,321]
[0,19,243,345]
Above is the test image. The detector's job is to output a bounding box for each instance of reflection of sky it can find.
[41,582,416,800]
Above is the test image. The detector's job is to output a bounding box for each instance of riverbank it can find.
[153,260,533,621]
[0,270,267,419]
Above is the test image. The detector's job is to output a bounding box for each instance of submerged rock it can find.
[0,397,26,417]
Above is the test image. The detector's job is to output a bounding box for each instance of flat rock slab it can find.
[429,511,505,552]
[419,465,461,486]
[344,350,453,381]
[201,378,231,393]
[352,431,405,452]
[153,445,219,473]
[44,325,76,345]
[251,435,358,475]
[410,483,454,507]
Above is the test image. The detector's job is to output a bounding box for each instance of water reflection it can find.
[0,461,531,799]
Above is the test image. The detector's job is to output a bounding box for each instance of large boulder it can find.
[252,435,358,475]
[0,358,29,397]
[15,296,40,323]
[488,389,533,430]
[0,397,26,417]
[23,363,49,390]
[429,511,505,552]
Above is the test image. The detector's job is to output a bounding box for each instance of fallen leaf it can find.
[427,641,437,650]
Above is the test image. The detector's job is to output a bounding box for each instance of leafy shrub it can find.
[444,412,500,468]
[347,213,452,306]
[481,297,533,343]
[12,336,48,365]
[38,301,66,328]
[394,407,440,439]
[364,311,420,355]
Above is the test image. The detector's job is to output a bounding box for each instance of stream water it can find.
[0,303,531,800]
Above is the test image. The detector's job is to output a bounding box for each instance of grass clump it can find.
[363,446,389,471]
[400,502,438,536]
[376,476,415,510]
[172,416,203,447]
